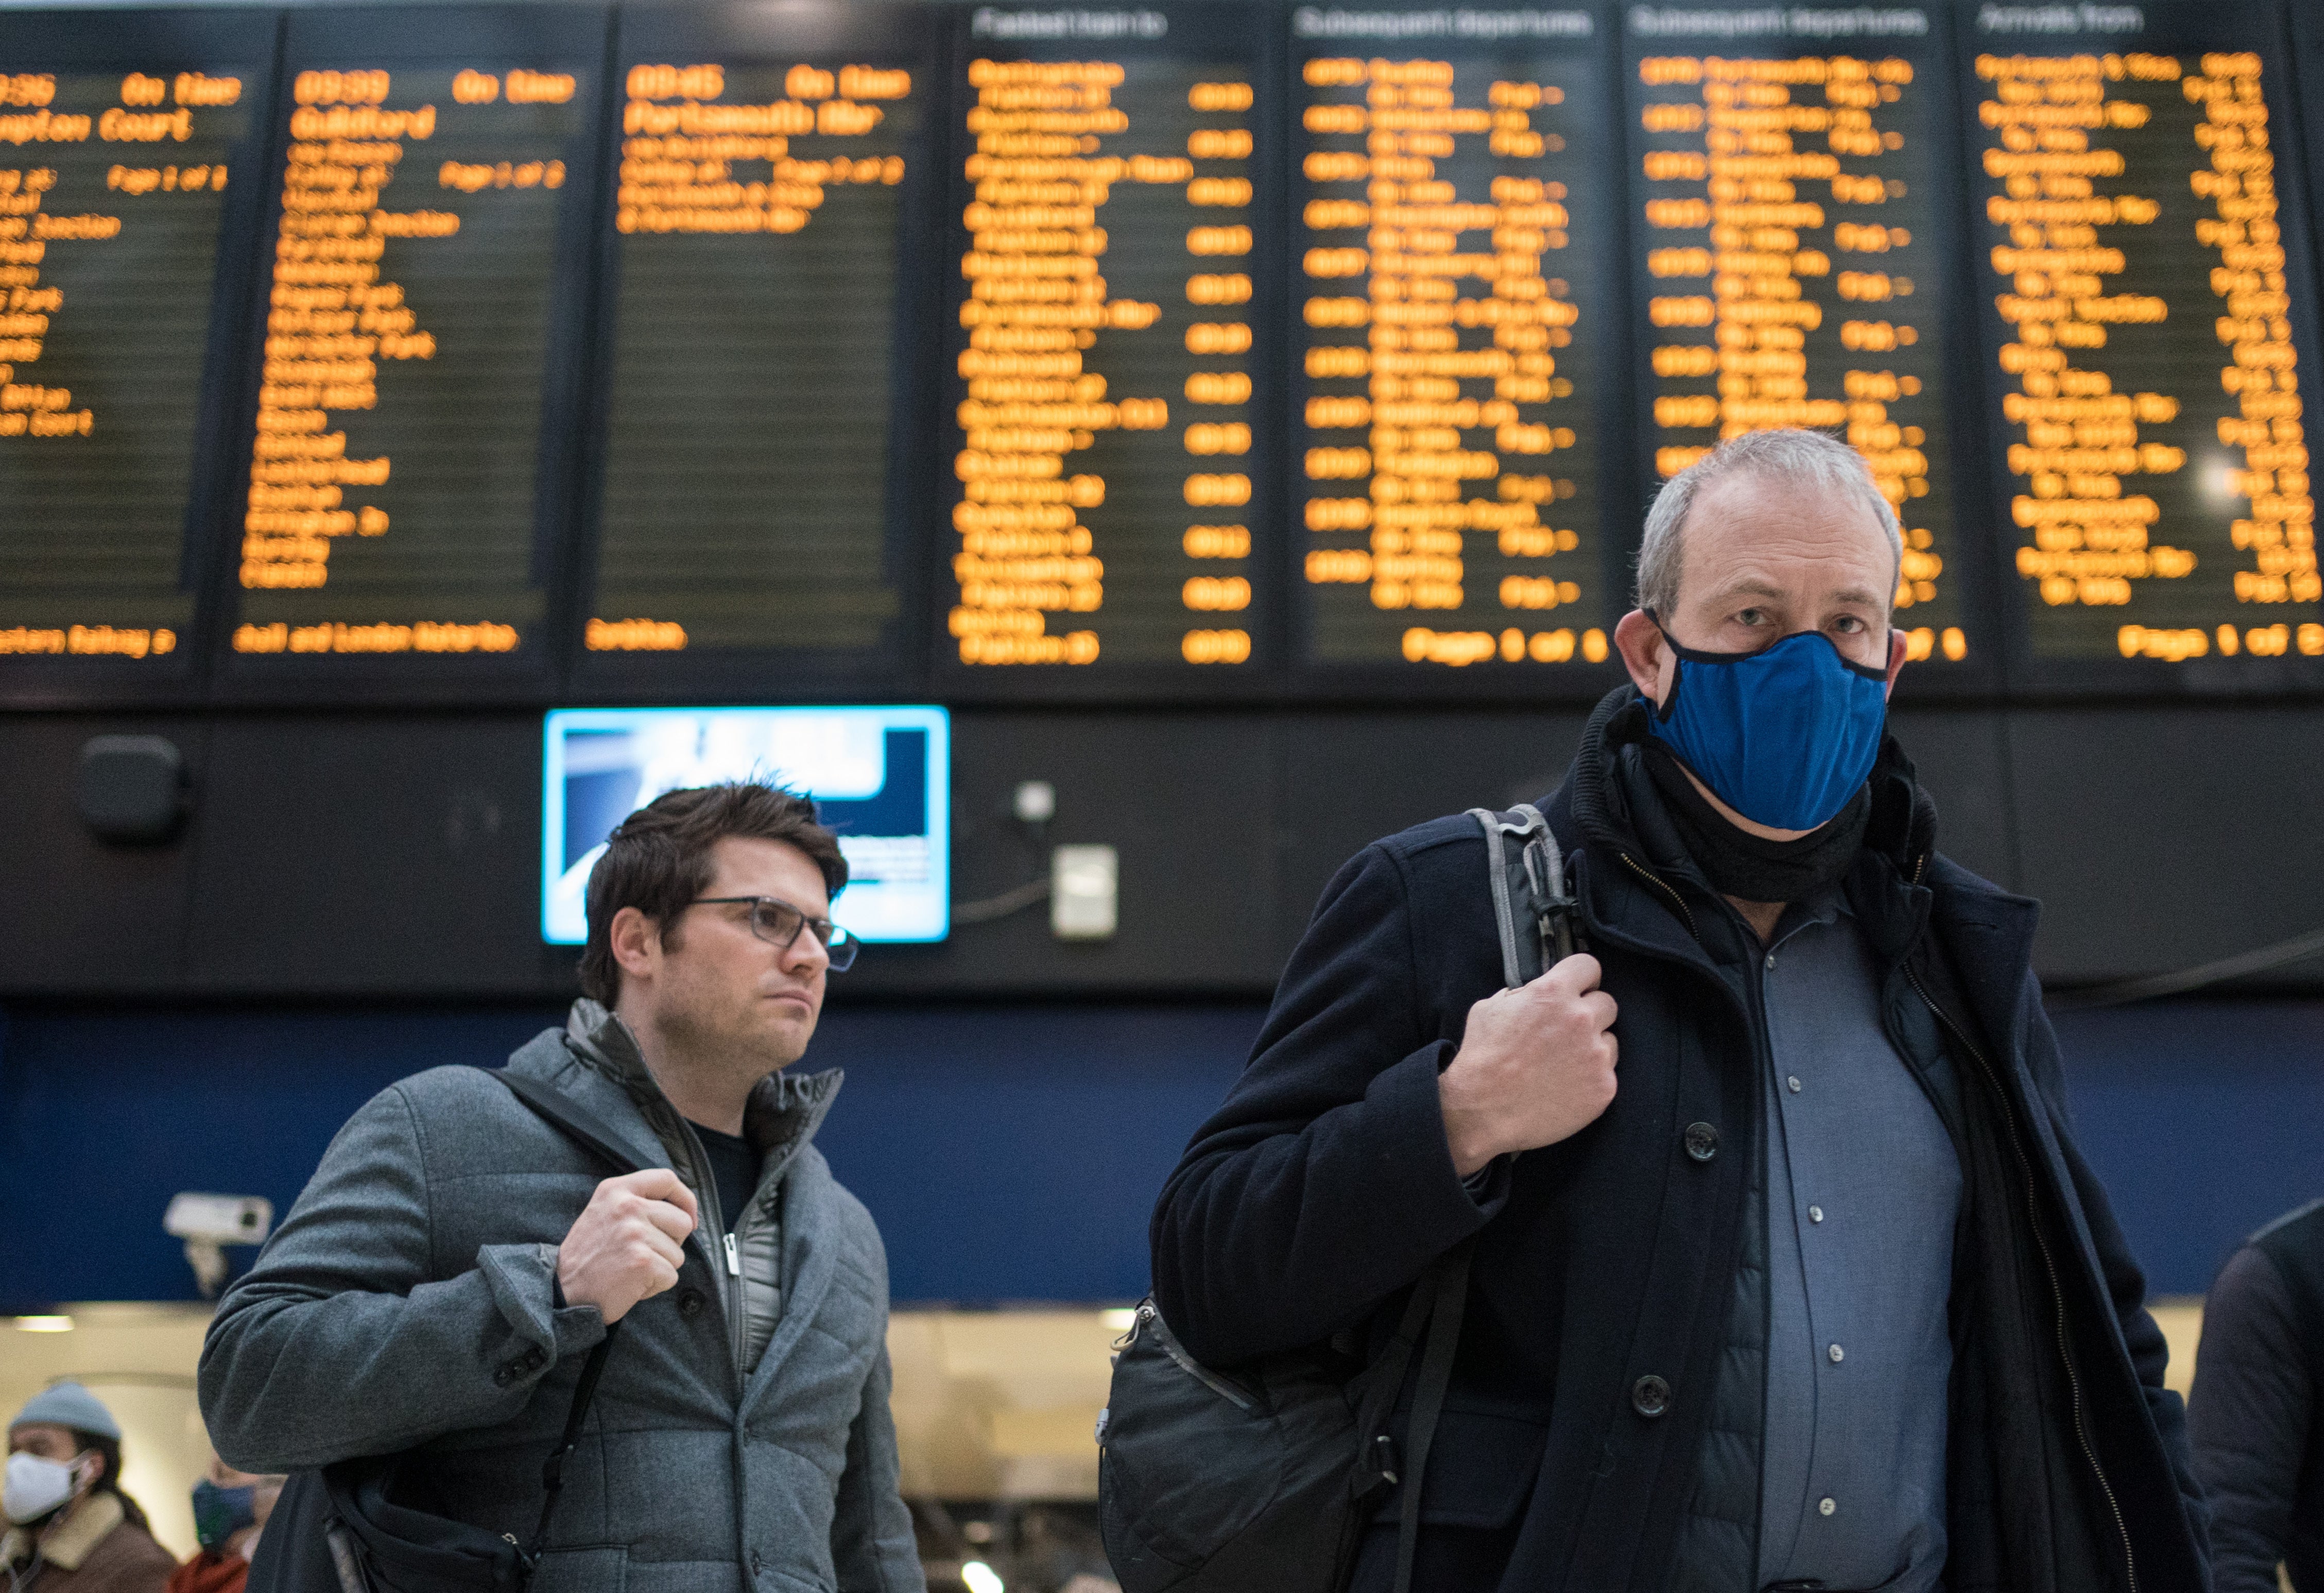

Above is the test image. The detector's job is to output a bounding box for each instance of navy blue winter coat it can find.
[1150,689,2208,1593]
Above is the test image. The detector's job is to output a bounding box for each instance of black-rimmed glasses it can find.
[688,896,858,971]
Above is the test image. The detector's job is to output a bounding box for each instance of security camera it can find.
[165,1192,272,1244]
[164,1193,273,1298]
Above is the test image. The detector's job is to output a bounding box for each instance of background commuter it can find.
[199,783,924,1593]
[1150,429,2208,1592]
[3,1382,174,1593]
[2191,1195,2324,1592]
[160,1452,284,1593]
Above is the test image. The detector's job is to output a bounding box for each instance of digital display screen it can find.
[1625,3,1974,670]
[11,0,2324,707]
[577,1,938,687]
[1290,6,1626,679]
[222,7,605,682]
[1963,0,2324,674]
[935,4,1272,687]
[542,703,950,945]
[0,13,267,689]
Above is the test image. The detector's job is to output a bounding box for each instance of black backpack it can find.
[245,1071,648,1593]
[1098,804,1581,1593]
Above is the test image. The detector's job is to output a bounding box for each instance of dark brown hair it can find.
[578,783,848,1003]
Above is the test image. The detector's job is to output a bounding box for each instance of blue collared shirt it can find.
[1754,887,1961,1593]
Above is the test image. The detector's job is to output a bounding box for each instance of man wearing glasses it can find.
[200,784,924,1593]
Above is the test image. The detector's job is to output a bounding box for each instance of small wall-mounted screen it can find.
[542,704,949,946]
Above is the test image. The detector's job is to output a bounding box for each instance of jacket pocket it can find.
[1403,1409,1550,1530]
[531,1545,628,1593]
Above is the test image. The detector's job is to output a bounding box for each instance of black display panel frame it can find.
[1619,2,2007,706]
[0,8,281,709]
[564,0,949,707]
[8,0,2324,715]
[205,4,614,705]
[925,1,1288,706]
[1959,0,2324,700]
[1278,1,1635,707]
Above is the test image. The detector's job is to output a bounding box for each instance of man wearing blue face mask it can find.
[1151,429,2207,1593]
[163,1455,284,1593]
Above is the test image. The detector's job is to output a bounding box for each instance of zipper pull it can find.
[722,1231,741,1277]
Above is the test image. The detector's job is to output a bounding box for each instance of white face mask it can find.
[3,1451,82,1526]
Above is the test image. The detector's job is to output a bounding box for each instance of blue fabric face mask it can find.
[192,1479,257,1550]
[1646,618,1890,832]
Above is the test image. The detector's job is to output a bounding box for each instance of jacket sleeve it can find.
[2189,1244,2310,1593]
[831,1338,925,1593]
[2018,975,2210,1569]
[1149,841,1504,1367]
[198,1081,607,1471]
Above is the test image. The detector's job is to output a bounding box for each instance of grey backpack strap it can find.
[1469,803,1582,988]
[1511,802,1583,966]
[1468,805,1531,986]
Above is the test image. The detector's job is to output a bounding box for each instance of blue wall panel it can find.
[1,997,2315,1311]
[0,1002,1257,1312]
[2050,1000,2324,1297]
[0,1006,560,1311]
[807,1006,1258,1303]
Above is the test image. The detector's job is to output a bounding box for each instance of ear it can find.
[1882,624,1909,699]
[77,1448,105,1490]
[1612,609,1673,706]
[608,905,664,984]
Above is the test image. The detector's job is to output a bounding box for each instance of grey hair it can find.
[1634,429,1903,618]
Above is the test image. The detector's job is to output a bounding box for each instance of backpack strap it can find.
[526,1328,617,1569]
[490,1070,651,1577]
[495,1070,653,1179]
[1391,1239,1474,1593]
[1349,1260,1447,1496]
[1361,806,1583,1592]
[1469,802,1585,985]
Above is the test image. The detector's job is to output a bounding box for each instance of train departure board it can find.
[577,0,940,693]
[221,7,606,689]
[1627,4,1979,672]
[1964,1,2324,683]
[936,4,1275,691]
[0,13,269,698]
[1292,6,1628,683]
[13,0,2324,708]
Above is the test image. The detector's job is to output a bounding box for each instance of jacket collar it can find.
[3,1488,123,1572]
[561,999,843,1211]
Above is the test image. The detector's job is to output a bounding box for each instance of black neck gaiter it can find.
[1641,743,1869,905]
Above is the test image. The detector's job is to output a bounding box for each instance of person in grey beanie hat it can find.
[5,1382,173,1593]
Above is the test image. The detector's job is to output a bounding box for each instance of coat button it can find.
[678,1289,706,1319]
[1631,1375,1671,1418]
[1683,1122,1719,1162]
[493,1366,515,1387]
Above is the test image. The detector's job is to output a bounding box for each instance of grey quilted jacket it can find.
[198,1004,925,1593]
